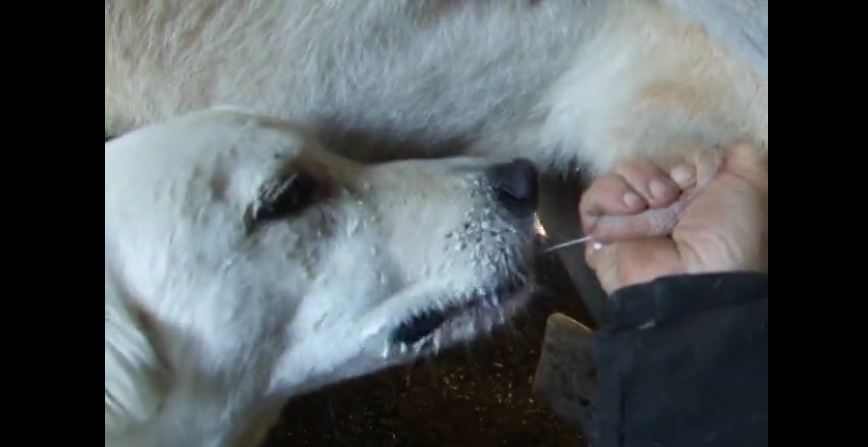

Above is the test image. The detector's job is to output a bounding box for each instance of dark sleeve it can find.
[590,272,768,447]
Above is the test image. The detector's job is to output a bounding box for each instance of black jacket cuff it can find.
[590,272,768,447]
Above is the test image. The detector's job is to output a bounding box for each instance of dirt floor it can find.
[263,256,594,447]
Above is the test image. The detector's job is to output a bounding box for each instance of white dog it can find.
[105,0,767,174]
[105,0,767,253]
[105,109,540,446]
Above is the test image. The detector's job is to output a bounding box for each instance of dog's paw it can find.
[580,151,722,242]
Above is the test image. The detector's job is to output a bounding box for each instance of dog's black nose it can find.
[486,158,539,218]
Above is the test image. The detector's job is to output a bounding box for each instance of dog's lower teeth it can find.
[400,343,408,354]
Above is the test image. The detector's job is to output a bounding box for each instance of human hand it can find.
[579,144,767,294]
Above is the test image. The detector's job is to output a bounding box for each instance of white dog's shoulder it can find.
[105,268,167,434]
[663,0,767,77]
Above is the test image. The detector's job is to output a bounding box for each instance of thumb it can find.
[725,144,768,193]
[586,238,686,294]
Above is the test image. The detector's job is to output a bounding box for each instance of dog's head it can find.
[105,109,539,438]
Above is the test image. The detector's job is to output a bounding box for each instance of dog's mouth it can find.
[389,277,528,352]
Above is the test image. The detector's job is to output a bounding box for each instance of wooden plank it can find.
[532,313,598,438]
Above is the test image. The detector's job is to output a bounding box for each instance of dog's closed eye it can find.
[246,172,318,229]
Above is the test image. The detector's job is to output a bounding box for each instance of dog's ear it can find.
[105,269,167,433]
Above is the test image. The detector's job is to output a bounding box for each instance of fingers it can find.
[613,162,684,208]
[580,160,694,241]
[578,143,766,294]
[587,207,681,243]
[579,172,650,219]
[585,238,686,294]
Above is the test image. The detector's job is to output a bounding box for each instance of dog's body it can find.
[105,0,767,175]
[105,2,768,445]
[106,109,540,446]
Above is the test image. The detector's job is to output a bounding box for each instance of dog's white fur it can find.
[105,109,538,446]
[105,0,767,175]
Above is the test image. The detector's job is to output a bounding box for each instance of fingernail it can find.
[669,164,695,188]
[623,191,642,208]
[649,179,669,199]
